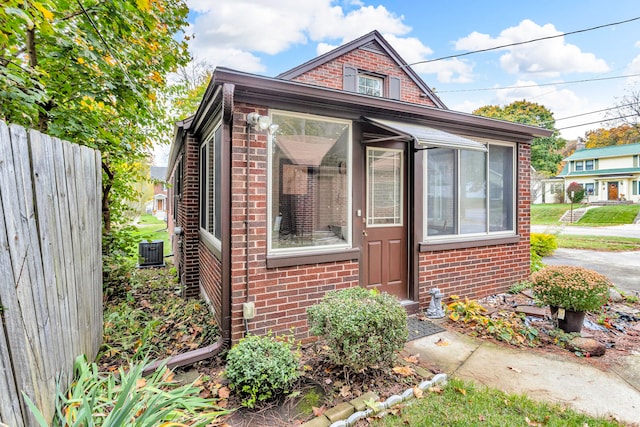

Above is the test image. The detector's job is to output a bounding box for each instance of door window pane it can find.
[367,148,402,226]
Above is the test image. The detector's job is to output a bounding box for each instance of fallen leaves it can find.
[392,366,415,377]
[312,406,326,417]
[508,366,522,373]
[413,386,423,399]
[435,338,450,346]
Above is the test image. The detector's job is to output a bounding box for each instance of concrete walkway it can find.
[407,327,640,425]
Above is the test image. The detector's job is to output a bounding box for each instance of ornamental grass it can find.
[531,265,611,312]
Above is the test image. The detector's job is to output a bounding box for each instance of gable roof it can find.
[564,142,640,161]
[276,30,447,109]
[150,166,167,181]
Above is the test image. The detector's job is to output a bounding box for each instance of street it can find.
[532,224,640,294]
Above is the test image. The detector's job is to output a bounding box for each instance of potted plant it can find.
[531,265,611,332]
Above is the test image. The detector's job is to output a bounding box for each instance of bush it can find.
[530,233,558,257]
[225,333,300,408]
[566,182,585,203]
[307,287,408,372]
[531,265,611,312]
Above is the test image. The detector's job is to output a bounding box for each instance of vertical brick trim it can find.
[179,132,201,298]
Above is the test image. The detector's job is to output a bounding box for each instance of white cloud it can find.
[627,54,640,84]
[455,20,609,77]
[186,0,411,73]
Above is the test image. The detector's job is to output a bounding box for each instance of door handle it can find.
[363,230,368,236]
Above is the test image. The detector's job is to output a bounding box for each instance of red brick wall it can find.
[199,242,223,327]
[291,47,437,107]
[418,143,531,303]
[167,134,201,298]
[224,103,360,343]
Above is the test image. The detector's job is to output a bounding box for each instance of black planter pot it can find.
[550,306,585,333]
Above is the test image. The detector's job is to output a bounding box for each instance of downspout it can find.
[245,122,252,336]
[144,84,236,375]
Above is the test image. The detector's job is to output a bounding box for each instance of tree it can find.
[0,0,190,235]
[584,124,640,148]
[473,100,566,176]
[566,181,585,204]
[165,58,213,121]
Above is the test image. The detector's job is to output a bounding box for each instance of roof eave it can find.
[213,67,552,141]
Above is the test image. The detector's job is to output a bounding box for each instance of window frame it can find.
[423,140,517,242]
[585,159,594,171]
[357,73,384,97]
[267,110,353,256]
[575,161,584,171]
[199,121,223,251]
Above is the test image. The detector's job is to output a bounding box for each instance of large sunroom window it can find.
[269,111,351,253]
[426,143,515,238]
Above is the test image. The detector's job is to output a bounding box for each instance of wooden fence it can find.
[0,121,102,427]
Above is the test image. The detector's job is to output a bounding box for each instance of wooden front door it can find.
[608,182,618,200]
[363,144,408,299]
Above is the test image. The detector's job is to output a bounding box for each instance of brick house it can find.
[149,166,168,220]
[166,31,551,345]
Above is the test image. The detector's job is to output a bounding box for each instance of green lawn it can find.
[530,203,586,225]
[131,214,170,255]
[578,204,640,225]
[373,378,620,426]
[531,203,640,226]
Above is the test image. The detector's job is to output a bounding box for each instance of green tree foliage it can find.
[473,100,566,176]
[0,0,190,236]
[584,124,640,148]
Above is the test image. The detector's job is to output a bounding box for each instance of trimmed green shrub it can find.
[530,233,558,257]
[225,333,300,408]
[307,287,408,372]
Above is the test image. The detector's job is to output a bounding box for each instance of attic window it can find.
[358,74,383,97]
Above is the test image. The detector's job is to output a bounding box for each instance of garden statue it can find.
[426,288,445,318]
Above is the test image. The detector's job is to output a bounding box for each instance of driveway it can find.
[532,224,640,294]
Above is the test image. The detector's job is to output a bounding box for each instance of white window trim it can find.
[423,140,517,242]
[199,122,222,252]
[267,110,353,255]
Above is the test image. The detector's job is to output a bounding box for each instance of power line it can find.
[435,74,640,94]
[405,16,640,68]
[556,114,637,130]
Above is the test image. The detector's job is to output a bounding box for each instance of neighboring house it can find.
[150,166,168,220]
[166,31,551,344]
[558,142,640,203]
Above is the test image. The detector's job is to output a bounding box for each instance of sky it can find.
[182,0,640,142]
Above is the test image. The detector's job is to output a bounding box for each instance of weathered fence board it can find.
[0,121,102,427]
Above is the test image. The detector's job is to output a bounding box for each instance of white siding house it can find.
[558,143,640,203]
